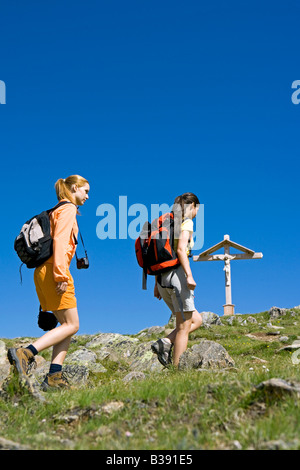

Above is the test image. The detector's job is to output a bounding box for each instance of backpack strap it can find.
[142,267,147,290]
[47,200,76,215]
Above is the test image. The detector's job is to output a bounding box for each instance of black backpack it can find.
[14,201,73,271]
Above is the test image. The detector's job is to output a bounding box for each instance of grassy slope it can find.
[1,308,300,450]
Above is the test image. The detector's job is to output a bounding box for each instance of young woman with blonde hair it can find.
[8,175,90,390]
[151,192,203,368]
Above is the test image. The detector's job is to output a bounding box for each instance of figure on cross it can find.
[193,235,263,315]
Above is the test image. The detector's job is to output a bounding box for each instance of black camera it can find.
[74,230,89,269]
[76,256,89,269]
[38,306,58,331]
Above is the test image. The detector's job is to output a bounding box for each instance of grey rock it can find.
[277,340,300,352]
[86,333,138,348]
[91,363,107,373]
[200,312,222,327]
[247,316,258,324]
[279,336,289,343]
[1,374,47,403]
[54,401,125,424]
[137,326,165,337]
[179,339,235,370]
[87,333,164,372]
[53,405,102,424]
[266,322,284,330]
[123,371,146,383]
[102,401,124,414]
[63,364,89,387]
[129,342,164,372]
[31,360,89,389]
[225,316,235,325]
[0,340,10,387]
[260,439,300,450]
[65,348,97,365]
[255,378,300,398]
[269,306,289,319]
[232,440,242,450]
[0,340,7,363]
[95,347,120,363]
[0,436,31,450]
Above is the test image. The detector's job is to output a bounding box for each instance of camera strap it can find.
[73,228,88,261]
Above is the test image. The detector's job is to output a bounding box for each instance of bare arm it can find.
[177,230,196,290]
[154,276,162,299]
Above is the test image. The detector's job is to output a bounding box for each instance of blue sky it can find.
[1,0,300,338]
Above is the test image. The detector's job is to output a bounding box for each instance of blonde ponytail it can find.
[54,175,89,204]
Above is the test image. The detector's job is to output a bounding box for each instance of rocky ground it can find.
[1,306,300,450]
[0,311,236,398]
[1,307,299,397]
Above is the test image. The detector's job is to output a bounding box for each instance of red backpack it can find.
[135,212,180,289]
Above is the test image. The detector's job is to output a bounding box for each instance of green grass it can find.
[1,309,300,450]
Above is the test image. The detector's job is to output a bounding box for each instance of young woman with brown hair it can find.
[151,192,203,368]
[8,175,90,390]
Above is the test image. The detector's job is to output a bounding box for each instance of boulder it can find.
[122,371,146,383]
[179,339,235,370]
[255,378,300,398]
[65,348,97,365]
[268,307,289,319]
[86,332,163,372]
[200,312,222,327]
[0,436,31,450]
[64,348,107,374]
[86,333,138,349]
[31,361,89,388]
[63,364,89,387]
[277,340,300,352]
[129,342,163,372]
[137,326,166,337]
[0,340,10,388]
[247,316,258,324]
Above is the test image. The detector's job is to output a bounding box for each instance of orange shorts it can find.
[34,262,77,312]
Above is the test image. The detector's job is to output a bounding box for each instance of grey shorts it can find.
[157,265,195,314]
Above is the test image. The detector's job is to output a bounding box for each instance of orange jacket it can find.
[48,200,78,283]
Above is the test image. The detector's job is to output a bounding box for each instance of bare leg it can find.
[166,310,202,344]
[51,336,72,366]
[172,311,193,367]
[31,308,79,364]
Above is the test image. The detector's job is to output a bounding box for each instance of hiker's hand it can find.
[186,275,196,290]
[56,281,68,295]
[154,284,162,300]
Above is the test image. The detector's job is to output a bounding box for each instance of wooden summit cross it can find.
[193,235,263,316]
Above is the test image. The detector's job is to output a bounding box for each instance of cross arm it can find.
[193,252,263,262]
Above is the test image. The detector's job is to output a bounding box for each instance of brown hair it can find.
[172,192,200,238]
[54,175,89,204]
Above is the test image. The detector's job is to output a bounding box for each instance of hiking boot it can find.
[41,371,70,391]
[151,339,173,367]
[7,347,36,377]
